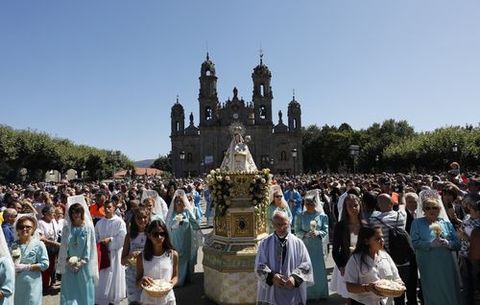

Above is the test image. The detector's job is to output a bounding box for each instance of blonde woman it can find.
[267,185,293,234]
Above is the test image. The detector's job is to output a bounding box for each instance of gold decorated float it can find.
[203,124,271,305]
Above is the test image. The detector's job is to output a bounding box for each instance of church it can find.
[170,53,303,177]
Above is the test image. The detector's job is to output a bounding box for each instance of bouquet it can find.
[11,247,21,263]
[429,222,443,238]
[310,220,317,232]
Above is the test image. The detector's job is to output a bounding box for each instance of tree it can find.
[151,155,172,173]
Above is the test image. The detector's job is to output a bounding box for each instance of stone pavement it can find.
[43,227,344,305]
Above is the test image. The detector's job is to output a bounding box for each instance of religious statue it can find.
[220,124,258,172]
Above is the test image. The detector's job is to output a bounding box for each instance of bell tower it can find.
[199,53,219,127]
[171,96,185,136]
[251,52,273,125]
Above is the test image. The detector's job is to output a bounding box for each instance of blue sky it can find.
[1,1,479,161]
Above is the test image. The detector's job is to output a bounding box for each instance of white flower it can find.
[216,168,221,173]
[310,220,317,232]
[210,170,216,175]
[225,176,230,181]
[207,174,212,180]
[68,256,79,264]
[175,214,183,223]
[217,176,223,182]
[11,248,21,259]
[260,178,266,184]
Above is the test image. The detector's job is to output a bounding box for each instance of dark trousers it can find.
[459,255,476,305]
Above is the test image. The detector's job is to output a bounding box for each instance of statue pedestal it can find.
[203,207,267,305]
[204,170,270,305]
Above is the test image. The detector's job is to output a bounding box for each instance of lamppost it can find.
[349,145,360,174]
[179,151,185,178]
[291,148,297,177]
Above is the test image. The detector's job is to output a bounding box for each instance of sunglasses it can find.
[17,225,33,231]
[274,195,283,198]
[151,231,166,238]
[424,206,439,211]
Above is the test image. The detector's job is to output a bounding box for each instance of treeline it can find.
[0,124,133,183]
[303,119,480,173]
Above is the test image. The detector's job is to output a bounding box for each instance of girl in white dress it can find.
[137,220,179,305]
[122,207,150,305]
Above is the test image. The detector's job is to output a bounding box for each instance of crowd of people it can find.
[0,164,480,305]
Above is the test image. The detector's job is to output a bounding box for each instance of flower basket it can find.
[142,279,173,298]
[374,279,406,298]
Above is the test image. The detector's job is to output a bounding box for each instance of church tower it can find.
[251,53,273,125]
[288,93,302,132]
[171,97,185,136]
[199,53,219,127]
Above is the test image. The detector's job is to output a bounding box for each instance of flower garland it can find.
[207,169,233,216]
[207,168,272,216]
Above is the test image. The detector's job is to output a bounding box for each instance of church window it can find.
[205,107,213,121]
[187,153,193,162]
[206,69,211,76]
[259,106,267,120]
[280,151,287,161]
[293,118,297,129]
[176,121,180,132]
[260,84,265,97]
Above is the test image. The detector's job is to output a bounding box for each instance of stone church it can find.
[170,54,303,177]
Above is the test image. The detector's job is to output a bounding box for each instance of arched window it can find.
[206,70,211,76]
[259,106,267,120]
[176,121,180,132]
[260,84,265,97]
[280,151,287,161]
[293,118,297,129]
[205,107,213,121]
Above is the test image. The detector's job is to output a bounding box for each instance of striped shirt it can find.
[369,210,406,251]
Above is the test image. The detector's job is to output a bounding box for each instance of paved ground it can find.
[44,227,344,305]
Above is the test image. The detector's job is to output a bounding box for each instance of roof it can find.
[114,167,163,178]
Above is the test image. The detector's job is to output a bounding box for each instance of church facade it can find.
[170,54,303,177]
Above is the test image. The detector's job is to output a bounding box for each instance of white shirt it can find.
[345,250,401,305]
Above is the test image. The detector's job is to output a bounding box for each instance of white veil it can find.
[304,189,325,214]
[57,195,99,284]
[141,190,168,221]
[416,189,450,222]
[166,189,194,224]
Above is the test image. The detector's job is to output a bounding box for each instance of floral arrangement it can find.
[207,168,272,216]
[429,222,443,238]
[249,168,272,226]
[207,169,233,216]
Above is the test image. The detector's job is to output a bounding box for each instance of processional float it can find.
[203,124,271,305]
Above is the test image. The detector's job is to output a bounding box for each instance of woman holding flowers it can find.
[410,190,461,305]
[294,189,329,300]
[58,196,98,305]
[166,189,201,286]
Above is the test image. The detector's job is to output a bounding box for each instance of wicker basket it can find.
[142,280,173,298]
[374,279,406,298]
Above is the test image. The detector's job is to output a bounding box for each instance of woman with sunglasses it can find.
[58,197,98,305]
[136,220,178,305]
[122,207,150,305]
[165,189,201,287]
[294,189,329,301]
[267,185,293,234]
[0,217,14,305]
[12,215,49,305]
[345,226,402,305]
[410,190,461,305]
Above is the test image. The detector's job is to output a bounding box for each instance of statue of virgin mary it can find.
[220,124,258,172]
